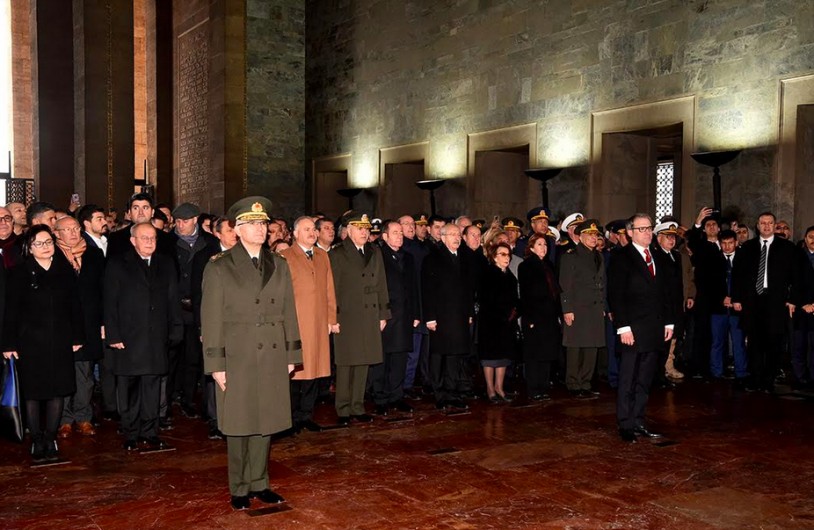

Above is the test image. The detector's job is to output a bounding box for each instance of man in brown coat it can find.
[330,212,391,425]
[202,197,302,510]
[281,216,338,433]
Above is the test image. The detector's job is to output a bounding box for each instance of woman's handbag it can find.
[0,357,24,442]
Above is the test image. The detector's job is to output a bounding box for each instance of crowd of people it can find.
[2,192,813,509]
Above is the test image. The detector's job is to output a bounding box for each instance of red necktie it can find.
[644,248,655,278]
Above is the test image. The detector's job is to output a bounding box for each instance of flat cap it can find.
[172,202,201,220]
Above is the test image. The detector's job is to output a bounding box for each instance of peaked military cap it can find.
[547,226,561,243]
[527,207,550,222]
[606,219,627,235]
[562,212,585,229]
[472,219,486,230]
[370,218,383,234]
[343,210,373,228]
[502,217,524,231]
[654,221,679,235]
[227,196,272,223]
[576,218,602,235]
[413,213,429,226]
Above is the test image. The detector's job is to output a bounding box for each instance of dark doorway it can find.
[601,123,683,222]
[313,170,348,220]
[471,145,531,220]
[379,160,425,219]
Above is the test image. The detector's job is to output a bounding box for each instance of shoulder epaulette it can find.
[210,251,226,262]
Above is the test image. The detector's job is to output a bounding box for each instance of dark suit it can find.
[373,242,419,405]
[793,249,814,383]
[61,248,105,426]
[608,243,673,431]
[732,235,800,390]
[686,226,721,377]
[401,237,431,390]
[518,256,561,395]
[422,246,474,403]
[104,248,183,443]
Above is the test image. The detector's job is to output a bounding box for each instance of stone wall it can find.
[245,0,305,221]
[305,0,814,224]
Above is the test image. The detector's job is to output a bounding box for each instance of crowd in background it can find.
[2,192,814,464]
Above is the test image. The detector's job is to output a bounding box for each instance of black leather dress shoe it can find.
[351,413,374,423]
[102,411,121,422]
[180,404,200,419]
[633,426,663,439]
[300,420,323,432]
[142,437,173,450]
[374,404,389,416]
[230,495,251,510]
[445,399,469,410]
[208,426,225,440]
[337,416,351,426]
[250,489,285,504]
[124,440,139,451]
[391,399,414,413]
[619,429,637,443]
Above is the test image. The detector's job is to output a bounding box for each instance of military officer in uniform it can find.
[559,219,606,396]
[201,197,302,510]
[329,212,391,425]
[502,217,525,257]
[558,212,585,256]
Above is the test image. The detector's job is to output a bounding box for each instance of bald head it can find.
[55,215,82,247]
[130,222,158,257]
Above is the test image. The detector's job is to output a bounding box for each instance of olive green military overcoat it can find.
[329,238,391,366]
[201,243,302,436]
[559,243,606,348]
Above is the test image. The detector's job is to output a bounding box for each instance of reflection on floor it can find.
[2,380,814,529]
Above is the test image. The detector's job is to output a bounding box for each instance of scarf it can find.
[177,226,199,248]
[56,237,87,273]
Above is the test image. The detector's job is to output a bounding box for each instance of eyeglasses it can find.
[495,252,511,257]
[31,240,54,248]
[136,236,157,243]
[0,216,12,223]
[631,226,653,233]
[55,227,81,233]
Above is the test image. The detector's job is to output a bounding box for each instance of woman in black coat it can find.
[477,242,519,403]
[518,233,562,400]
[2,226,84,463]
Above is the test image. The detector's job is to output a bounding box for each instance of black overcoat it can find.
[518,256,562,361]
[74,247,105,361]
[476,265,519,361]
[422,247,474,356]
[3,255,84,400]
[607,244,674,354]
[103,248,183,376]
[732,236,801,334]
[380,243,419,354]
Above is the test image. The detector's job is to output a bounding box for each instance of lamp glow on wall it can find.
[415,179,445,216]
[691,150,741,212]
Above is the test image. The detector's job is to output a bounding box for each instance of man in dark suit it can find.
[399,214,431,398]
[422,223,474,410]
[168,202,219,419]
[732,211,800,392]
[104,222,183,451]
[686,207,722,379]
[608,213,674,442]
[373,220,419,415]
[78,205,109,257]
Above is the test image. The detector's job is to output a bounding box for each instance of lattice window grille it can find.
[655,161,674,221]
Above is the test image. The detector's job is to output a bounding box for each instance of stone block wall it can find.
[246,0,305,220]
[305,0,814,225]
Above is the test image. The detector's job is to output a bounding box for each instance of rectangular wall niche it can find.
[312,153,351,220]
[378,142,428,219]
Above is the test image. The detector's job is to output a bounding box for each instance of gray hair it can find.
[130,221,156,237]
[626,213,652,232]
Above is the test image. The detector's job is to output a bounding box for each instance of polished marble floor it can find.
[2,379,813,529]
